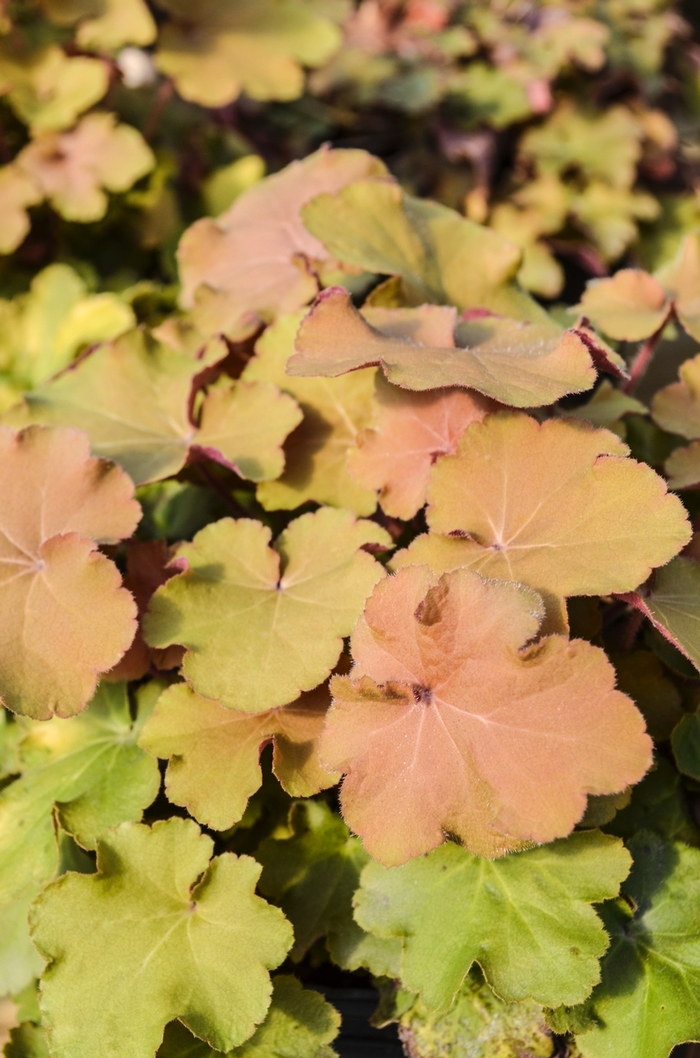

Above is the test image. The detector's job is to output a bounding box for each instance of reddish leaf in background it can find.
[348,375,497,519]
[321,565,652,866]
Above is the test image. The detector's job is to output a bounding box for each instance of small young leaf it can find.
[321,565,651,864]
[29,818,293,1058]
[289,287,596,407]
[0,426,139,719]
[354,829,631,1011]
[572,833,700,1058]
[144,508,391,712]
[139,681,339,831]
[575,269,671,341]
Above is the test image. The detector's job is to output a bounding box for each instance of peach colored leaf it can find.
[178,147,387,339]
[154,0,341,107]
[655,232,700,342]
[139,681,339,831]
[406,414,690,609]
[242,313,378,514]
[347,375,496,519]
[664,441,700,490]
[143,508,391,713]
[0,426,140,719]
[320,565,652,866]
[288,288,597,407]
[6,329,300,487]
[0,164,41,255]
[106,540,183,682]
[16,113,154,223]
[575,269,671,341]
[652,352,700,440]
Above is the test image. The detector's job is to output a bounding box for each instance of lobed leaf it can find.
[144,508,391,712]
[139,681,339,831]
[321,565,651,865]
[0,426,139,718]
[289,287,598,407]
[29,818,293,1058]
[576,269,671,341]
[652,352,700,440]
[178,146,386,337]
[0,42,108,133]
[354,829,631,1011]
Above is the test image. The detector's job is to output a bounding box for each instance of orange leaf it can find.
[0,426,140,718]
[321,565,652,866]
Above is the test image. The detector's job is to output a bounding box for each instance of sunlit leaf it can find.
[243,313,378,514]
[154,0,341,107]
[30,818,293,1058]
[0,426,139,719]
[178,147,387,338]
[139,681,339,831]
[289,287,597,407]
[0,681,159,905]
[559,380,646,434]
[144,508,391,712]
[576,269,671,341]
[321,565,651,864]
[354,829,631,1010]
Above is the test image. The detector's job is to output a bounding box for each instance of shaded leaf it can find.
[144,508,391,712]
[617,557,700,671]
[138,681,339,831]
[652,352,700,440]
[289,287,597,407]
[178,147,386,338]
[605,757,700,846]
[0,681,159,905]
[29,818,293,1058]
[354,829,631,1011]
[0,426,139,719]
[664,440,700,490]
[671,710,700,781]
[613,651,683,741]
[321,565,651,864]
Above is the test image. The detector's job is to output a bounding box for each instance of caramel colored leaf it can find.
[178,147,386,338]
[347,375,496,519]
[29,818,293,1058]
[0,426,139,719]
[139,681,339,831]
[0,43,108,133]
[652,352,700,441]
[0,681,159,905]
[619,557,700,671]
[243,313,378,514]
[664,441,700,490]
[301,180,546,321]
[154,0,341,107]
[354,830,631,1011]
[409,413,690,604]
[0,165,41,255]
[575,269,671,341]
[560,380,646,433]
[144,508,391,712]
[321,565,651,865]
[17,113,154,223]
[289,288,596,407]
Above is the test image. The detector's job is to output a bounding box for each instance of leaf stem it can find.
[623,317,669,394]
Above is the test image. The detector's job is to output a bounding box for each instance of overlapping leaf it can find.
[570,833,700,1058]
[354,830,631,1011]
[321,564,651,865]
[300,179,547,321]
[0,42,108,132]
[617,556,700,671]
[393,414,689,617]
[289,287,599,407]
[347,374,496,519]
[178,147,387,338]
[30,818,293,1058]
[144,508,391,712]
[5,329,301,486]
[139,681,339,831]
[653,352,700,446]
[242,313,378,514]
[154,0,341,107]
[0,426,139,718]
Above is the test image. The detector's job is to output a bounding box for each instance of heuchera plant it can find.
[1,4,700,1058]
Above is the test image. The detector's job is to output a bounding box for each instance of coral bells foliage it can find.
[4,136,700,1058]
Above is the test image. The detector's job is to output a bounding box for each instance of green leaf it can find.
[354,830,631,1011]
[29,818,293,1058]
[604,757,700,846]
[0,890,44,995]
[0,43,108,133]
[144,508,390,712]
[621,557,700,671]
[573,832,700,1058]
[257,800,401,975]
[3,1023,49,1058]
[671,711,700,781]
[301,180,546,321]
[158,976,340,1058]
[613,651,684,741]
[0,682,160,905]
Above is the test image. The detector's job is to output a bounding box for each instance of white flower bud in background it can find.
[117,48,157,90]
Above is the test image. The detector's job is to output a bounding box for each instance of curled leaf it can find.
[0,426,140,719]
[321,564,651,865]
